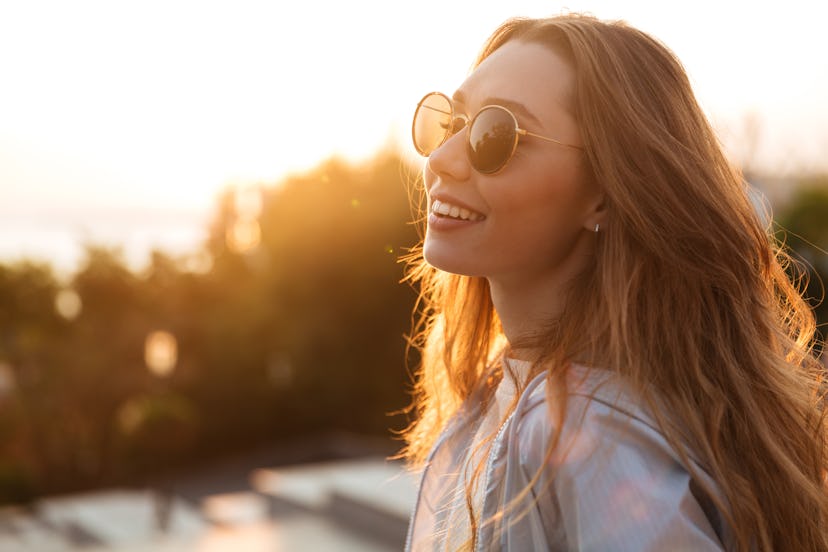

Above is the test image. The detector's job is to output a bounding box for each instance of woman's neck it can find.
[488,279,562,360]
[488,236,595,356]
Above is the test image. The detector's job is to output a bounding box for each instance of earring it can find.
[594,223,600,233]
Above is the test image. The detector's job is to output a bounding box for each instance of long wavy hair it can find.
[401,13,827,552]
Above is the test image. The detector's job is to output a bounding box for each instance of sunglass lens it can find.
[468,106,517,174]
[413,93,452,156]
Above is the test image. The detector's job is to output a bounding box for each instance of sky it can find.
[1,0,827,275]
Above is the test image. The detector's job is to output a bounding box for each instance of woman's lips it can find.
[428,199,485,231]
[431,199,485,221]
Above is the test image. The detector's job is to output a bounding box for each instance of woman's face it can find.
[423,40,603,287]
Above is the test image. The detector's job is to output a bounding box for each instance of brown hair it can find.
[401,13,827,551]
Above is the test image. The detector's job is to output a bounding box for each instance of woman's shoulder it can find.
[506,366,731,550]
[516,365,659,435]
[512,365,694,473]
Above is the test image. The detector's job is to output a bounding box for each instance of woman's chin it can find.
[423,243,479,276]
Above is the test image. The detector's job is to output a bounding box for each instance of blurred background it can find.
[0,0,826,550]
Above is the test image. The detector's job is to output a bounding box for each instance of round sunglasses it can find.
[412,91,583,175]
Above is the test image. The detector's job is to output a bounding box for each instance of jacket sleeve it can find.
[518,394,726,551]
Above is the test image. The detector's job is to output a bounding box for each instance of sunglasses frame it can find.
[412,91,583,175]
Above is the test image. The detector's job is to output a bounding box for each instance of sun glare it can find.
[0,0,826,270]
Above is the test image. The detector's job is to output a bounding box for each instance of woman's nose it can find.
[426,129,471,184]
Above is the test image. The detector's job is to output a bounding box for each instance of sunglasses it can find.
[412,91,583,175]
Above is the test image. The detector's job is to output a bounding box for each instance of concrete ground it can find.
[0,436,419,551]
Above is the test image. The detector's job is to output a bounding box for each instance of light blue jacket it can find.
[405,366,735,551]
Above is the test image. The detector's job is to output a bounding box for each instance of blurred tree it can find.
[0,262,62,502]
[0,151,421,503]
[115,391,199,475]
[776,176,828,336]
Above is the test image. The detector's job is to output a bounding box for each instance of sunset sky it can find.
[1,0,827,274]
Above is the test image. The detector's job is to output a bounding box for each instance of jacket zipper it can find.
[474,411,514,552]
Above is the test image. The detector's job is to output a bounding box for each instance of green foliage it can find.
[0,460,36,504]
[776,177,828,332]
[0,152,824,503]
[0,152,420,502]
[114,391,199,478]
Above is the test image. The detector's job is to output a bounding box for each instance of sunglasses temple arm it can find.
[421,104,453,116]
[518,128,584,150]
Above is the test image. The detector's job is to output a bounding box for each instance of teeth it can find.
[431,200,483,221]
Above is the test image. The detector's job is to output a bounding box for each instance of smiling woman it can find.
[1,0,826,273]
[401,13,827,552]
[420,41,595,291]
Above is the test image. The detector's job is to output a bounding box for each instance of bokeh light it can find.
[234,186,263,220]
[226,218,261,254]
[181,250,214,274]
[54,288,82,320]
[116,398,145,436]
[144,331,178,378]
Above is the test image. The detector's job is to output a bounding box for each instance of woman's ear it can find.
[583,192,607,233]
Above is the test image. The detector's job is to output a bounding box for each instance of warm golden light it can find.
[226,218,261,254]
[182,250,214,274]
[234,186,263,219]
[54,289,82,320]
[2,2,826,273]
[201,492,269,526]
[196,522,276,552]
[144,331,178,377]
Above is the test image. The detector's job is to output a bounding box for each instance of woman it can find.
[402,13,827,552]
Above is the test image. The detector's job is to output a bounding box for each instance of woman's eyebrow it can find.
[452,90,542,127]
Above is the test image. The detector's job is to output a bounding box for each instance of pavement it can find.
[0,437,420,551]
